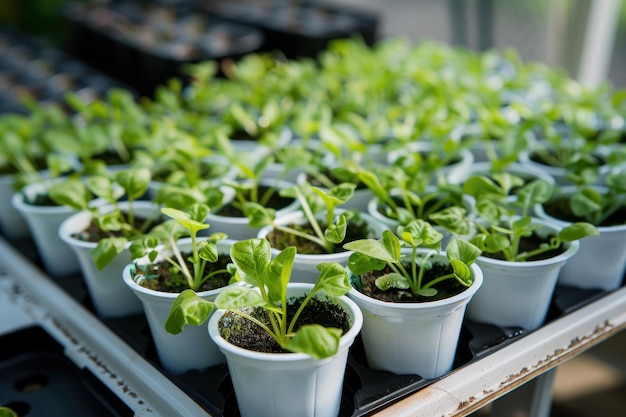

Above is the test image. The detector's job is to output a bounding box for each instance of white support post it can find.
[577,0,622,87]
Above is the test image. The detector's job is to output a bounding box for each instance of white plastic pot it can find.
[123,238,238,374]
[257,209,387,284]
[347,250,483,379]
[58,201,161,318]
[534,185,626,291]
[387,141,475,185]
[146,154,239,201]
[11,180,85,277]
[0,173,34,240]
[206,179,300,241]
[466,218,580,331]
[208,283,363,417]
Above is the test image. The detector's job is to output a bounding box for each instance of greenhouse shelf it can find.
[1,234,625,417]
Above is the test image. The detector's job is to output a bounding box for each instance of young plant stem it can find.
[295,187,326,241]
[228,309,283,346]
[167,235,194,289]
[287,290,316,336]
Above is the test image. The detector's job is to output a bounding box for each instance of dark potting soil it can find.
[70,215,162,242]
[265,219,372,254]
[355,262,469,303]
[543,196,626,227]
[24,192,58,206]
[133,253,232,293]
[305,170,367,190]
[480,231,565,262]
[529,148,605,168]
[214,185,295,217]
[218,296,351,354]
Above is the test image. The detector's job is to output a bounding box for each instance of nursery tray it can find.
[199,0,380,59]
[0,25,134,114]
[0,326,132,417]
[2,234,619,417]
[62,0,265,97]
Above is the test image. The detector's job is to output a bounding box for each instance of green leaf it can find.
[399,219,443,248]
[284,325,342,359]
[449,258,473,286]
[375,273,411,291]
[415,287,438,297]
[187,203,211,223]
[129,236,159,261]
[570,189,602,219]
[558,222,599,241]
[516,179,553,207]
[266,246,296,304]
[91,237,127,270]
[357,171,388,202]
[344,235,398,264]
[230,238,271,287]
[115,168,151,201]
[429,206,471,236]
[214,285,265,310]
[86,175,117,202]
[48,179,91,210]
[162,207,210,235]
[325,214,347,244]
[470,233,509,254]
[462,175,504,198]
[199,242,218,263]
[325,182,357,204]
[346,252,387,276]
[164,289,215,335]
[315,262,350,296]
[243,202,275,228]
[154,185,207,209]
[446,237,479,262]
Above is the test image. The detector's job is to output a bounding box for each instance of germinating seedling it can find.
[129,203,230,292]
[165,238,353,360]
[344,219,481,297]
[52,167,156,270]
[245,181,358,253]
[460,176,599,262]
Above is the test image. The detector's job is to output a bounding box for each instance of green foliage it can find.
[165,238,352,360]
[52,167,157,270]
[344,219,481,297]
[130,204,229,291]
[462,176,599,261]
[245,181,358,253]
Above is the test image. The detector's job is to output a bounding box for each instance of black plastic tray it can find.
[0,26,133,114]
[6,235,612,417]
[200,0,380,59]
[0,326,133,417]
[62,0,265,97]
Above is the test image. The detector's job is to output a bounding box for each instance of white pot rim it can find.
[58,200,161,247]
[122,237,238,299]
[466,161,556,184]
[207,178,300,222]
[347,258,483,309]
[534,185,626,233]
[208,283,363,362]
[12,191,75,215]
[257,210,386,260]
